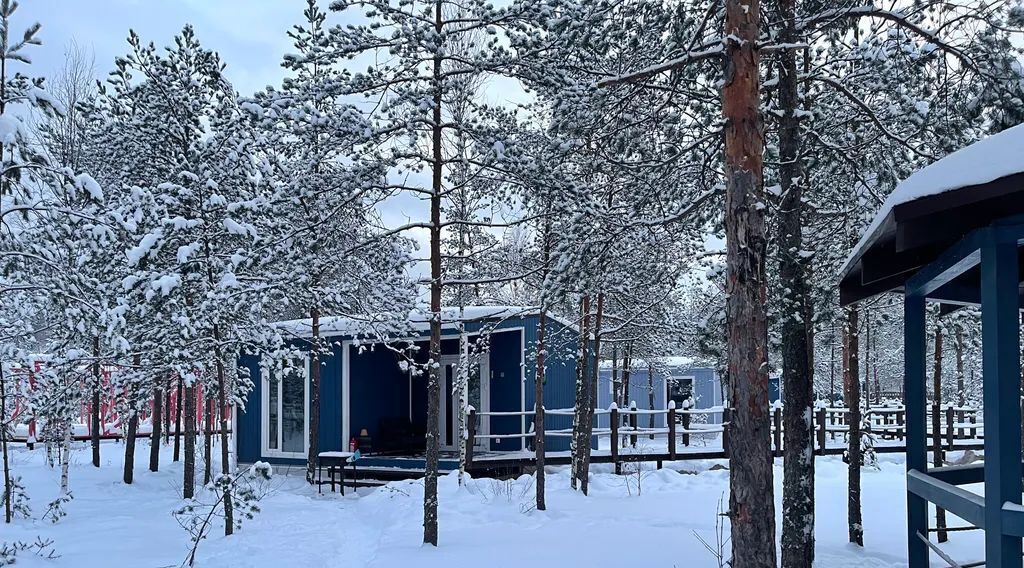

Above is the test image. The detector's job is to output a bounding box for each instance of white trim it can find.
[342,342,350,448]
[260,357,310,460]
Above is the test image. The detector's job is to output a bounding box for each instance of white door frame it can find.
[439,354,490,452]
[260,357,310,460]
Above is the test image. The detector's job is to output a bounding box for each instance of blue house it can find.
[234,306,583,467]
[596,359,724,429]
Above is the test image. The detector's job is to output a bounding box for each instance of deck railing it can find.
[465,403,985,467]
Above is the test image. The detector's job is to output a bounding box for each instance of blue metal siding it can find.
[236,353,262,464]
[348,343,410,447]
[488,329,523,451]
[523,316,584,452]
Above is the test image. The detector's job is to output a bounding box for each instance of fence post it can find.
[945,406,954,450]
[969,412,977,439]
[816,407,826,455]
[773,406,782,456]
[896,409,905,441]
[466,410,476,470]
[668,404,676,460]
[956,409,965,439]
[681,408,691,447]
[629,401,637,448]
[722,407,731,457]
[610,406,619,474]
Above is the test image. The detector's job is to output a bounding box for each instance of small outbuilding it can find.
[234,306,583,470]
[840,123,1024,567]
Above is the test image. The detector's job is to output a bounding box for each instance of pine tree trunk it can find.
[0,365,12,522]
[60,424,71,494]
[123,405,139,484]
[92,336,101,468]
[611,345,619,408]
[212,324,234,536]
[456,320,469,485]
[932,325,947,542]
[621,342,632,448]
[164,379,172,446]
[579,293,602,495]
[722,1,775,565]
[955,327,965,407]
[174,376,183,462]
[774,27,815,560]
[647,362,654,438]
[423,0,443,545]
[203,390,213,486]
[306,307,322,485]
[535,307,547,511]
[844,305,863,546]
[183,382,196,499]
[571,295,590,491]
[149,384,162,472]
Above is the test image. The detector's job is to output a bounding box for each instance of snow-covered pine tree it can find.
[243,0,417,486]
[325,0,532,544]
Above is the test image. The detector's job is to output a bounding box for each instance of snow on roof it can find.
[276,305,544,338]
[598,356,700,370]
[841,122,1024,276]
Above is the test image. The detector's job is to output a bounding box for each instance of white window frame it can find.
[261,357,310,459]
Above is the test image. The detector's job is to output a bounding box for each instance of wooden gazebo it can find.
[840,123,1024,567]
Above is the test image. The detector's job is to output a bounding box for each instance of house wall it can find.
[595,365,724,430]
[236,313,586,464]
[522,315,588,452]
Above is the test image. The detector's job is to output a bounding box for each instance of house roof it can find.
[839,123,1024,305]
[275,305,573,339]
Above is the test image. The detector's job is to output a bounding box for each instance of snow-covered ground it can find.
[1,440,983,567]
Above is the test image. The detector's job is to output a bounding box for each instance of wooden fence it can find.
[464,403,984,474]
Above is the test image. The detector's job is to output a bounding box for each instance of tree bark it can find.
[423,0,443,545]
[571,295,590,491]
[955,326,965,407]
[306,307,322,485]
[534,225,551,511]
[149,383,162,472]
[579,293,602,495]
[535,306,547,511]
[123,402,139,484]
[203,388,213,486]
[723,1,775,565]
[844,305,863,546]
[621,342,632,447]
[92,336,101,468]
[647,362,655,438]
[1,365,11,522]
[183,382,196,499]
[932,324,947,542]
[164,377,172,446]
[173,376,183,462]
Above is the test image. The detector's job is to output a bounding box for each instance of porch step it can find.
[342,465,457,483]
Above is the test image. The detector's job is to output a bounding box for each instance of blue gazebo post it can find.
[904,293,928,566]
[980,239,1022,565]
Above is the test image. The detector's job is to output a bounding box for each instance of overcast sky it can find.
[20,0,304,96]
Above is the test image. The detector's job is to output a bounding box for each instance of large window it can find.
[264,361,308,457]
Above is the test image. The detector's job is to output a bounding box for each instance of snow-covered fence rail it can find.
[465,402,985,470]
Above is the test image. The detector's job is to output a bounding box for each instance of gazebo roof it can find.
[839,123,1024,306]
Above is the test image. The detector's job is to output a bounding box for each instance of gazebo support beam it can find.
[980,239,1022,567]
[904,293,929,567]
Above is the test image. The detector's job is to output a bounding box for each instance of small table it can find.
[317,451,357,495]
